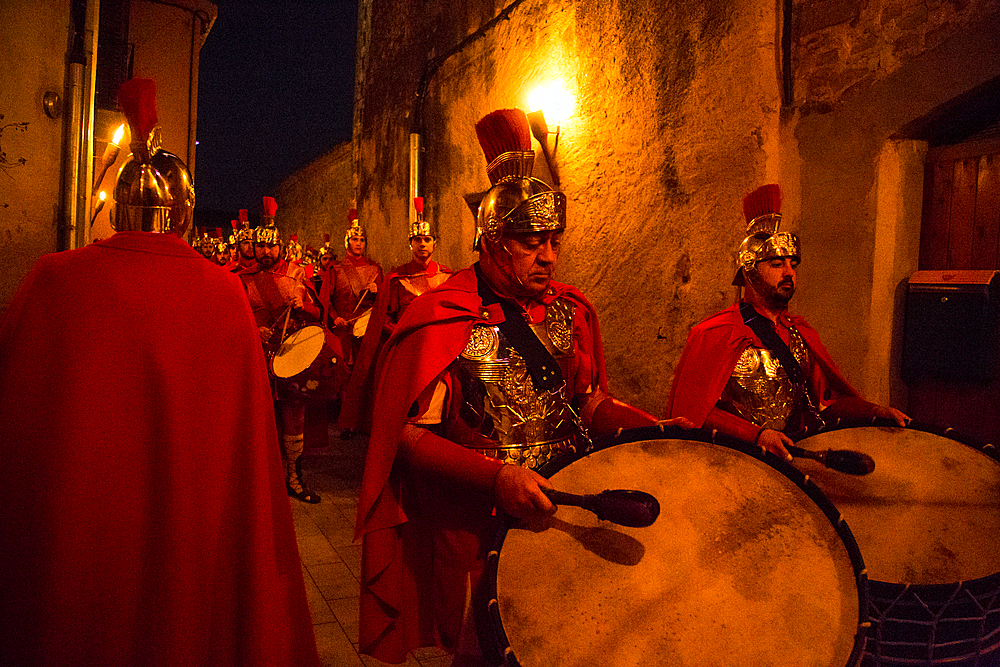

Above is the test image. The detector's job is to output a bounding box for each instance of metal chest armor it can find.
[717,326,821,433]
[457,297,580,471]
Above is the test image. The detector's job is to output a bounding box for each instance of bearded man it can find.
[240,198,344,503]
[337,196,452,437]
[355,109,690,665]
[0,78,317,667]
[668,183,907,460]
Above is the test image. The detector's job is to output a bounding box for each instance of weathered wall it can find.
[352,0,780,413]
[1,0,216,312]
[786,1,1000,406]
[0,0,74,312]
[274,141,353,255]
[287,0,1000,416]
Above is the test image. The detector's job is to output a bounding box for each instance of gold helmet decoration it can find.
[285,233,302,262]
[733,184,800,286]
[235,209,253,243]
[317,233,334,258]
[344,208,365,249]
[229,219,239,246]
[409,197,432,239]
[213,228,229,254]
[111,78,195,235]
[193,229,214,257]
[256,197,280,245]
[473,108,566,251]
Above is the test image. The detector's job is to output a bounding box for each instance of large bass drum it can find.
[481,425,869,667]
[793,421,1000,666]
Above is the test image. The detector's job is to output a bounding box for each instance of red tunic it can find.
[337,259,452,434]
[0,232,318,667]
[667,302,867,440]
[355,266,609,663]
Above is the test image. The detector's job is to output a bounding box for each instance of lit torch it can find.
[90,190,107,228]
[92,123,126,196]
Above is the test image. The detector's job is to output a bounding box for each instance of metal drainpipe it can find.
[407,0,527,225]
[60,0,89,251]
[75,0,100,249]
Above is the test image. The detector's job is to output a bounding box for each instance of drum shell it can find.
[481,425,869,667]
[269,325,349,401]
[793,420,1000,666]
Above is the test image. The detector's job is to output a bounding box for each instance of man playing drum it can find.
[668,183,907,460]
[337,196,453,438]
[355,108,691,665]
[324,212,382,367]
[240,198,329,503]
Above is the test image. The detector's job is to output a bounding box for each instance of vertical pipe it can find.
[409,132,421,224]
[76,0,100,248]
[60,0,88,251]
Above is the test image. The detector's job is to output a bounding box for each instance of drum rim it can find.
[480,424,871,667]
[794,418,1000,663]
[793,416,1000,466]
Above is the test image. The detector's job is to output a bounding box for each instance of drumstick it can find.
[351,288,371,315]
[786,445,875,475]
[542,488,660,528]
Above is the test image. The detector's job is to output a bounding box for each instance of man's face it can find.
[238,240,255,261]
[347,235,366,257]
[319,254,333,270]
[410,234,435,262]
[214,248,228,266]
[492,230,562,298]
[254,241,281,269]
[751,256,798,307]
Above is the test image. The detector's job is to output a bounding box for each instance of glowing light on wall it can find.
[528,81,575,126]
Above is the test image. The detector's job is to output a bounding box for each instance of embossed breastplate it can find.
[456,297,580,470]
[717,326,818,434]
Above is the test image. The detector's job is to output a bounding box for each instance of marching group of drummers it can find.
[1,77,998,667]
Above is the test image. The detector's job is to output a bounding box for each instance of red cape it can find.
[337,259,452,434]
[667,302,861,427]
[355,266,608,662]
[0,233,318,667]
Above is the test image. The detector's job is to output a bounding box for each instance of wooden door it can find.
[909,138,1000,445]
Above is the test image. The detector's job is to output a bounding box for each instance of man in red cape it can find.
[323,211,383,368]
[668,183,907,459]
[355,109,690,665]
[338,196,452,437]
[0,78,318,667]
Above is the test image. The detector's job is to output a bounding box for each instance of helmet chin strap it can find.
[486,237,526,292]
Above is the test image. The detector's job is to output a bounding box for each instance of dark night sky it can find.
[195,0,358,220]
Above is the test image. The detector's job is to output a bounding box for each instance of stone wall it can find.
[273,141,353,256]
[285,0,1000,417]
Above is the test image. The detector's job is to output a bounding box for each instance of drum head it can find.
[271,325,326,378]
[495,439,861,667]
[352,309,372,338]
[795,426,1000,584]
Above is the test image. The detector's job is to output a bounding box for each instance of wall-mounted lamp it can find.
[92,123,126,196]
[90,190,107,228]
[527,82,574,189]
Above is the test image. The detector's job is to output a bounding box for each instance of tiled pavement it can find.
[295,433,453,667]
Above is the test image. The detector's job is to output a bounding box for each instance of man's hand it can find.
[654,416,695,429]
[258,326,273,344]
[874,405,910,427]
[494,464,556,520]
[367,280,378,294]
[333,316,347,328]
[756,428,793,461]
[289,293,304,309]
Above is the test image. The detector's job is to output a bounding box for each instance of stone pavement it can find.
[295,435,452,667]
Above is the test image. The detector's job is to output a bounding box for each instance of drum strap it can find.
[739,302,806,384]
[474,263,563,392]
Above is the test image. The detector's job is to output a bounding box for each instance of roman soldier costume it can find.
[669,184,878,442]
[0,78,318,666]
[355,109,659,663]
